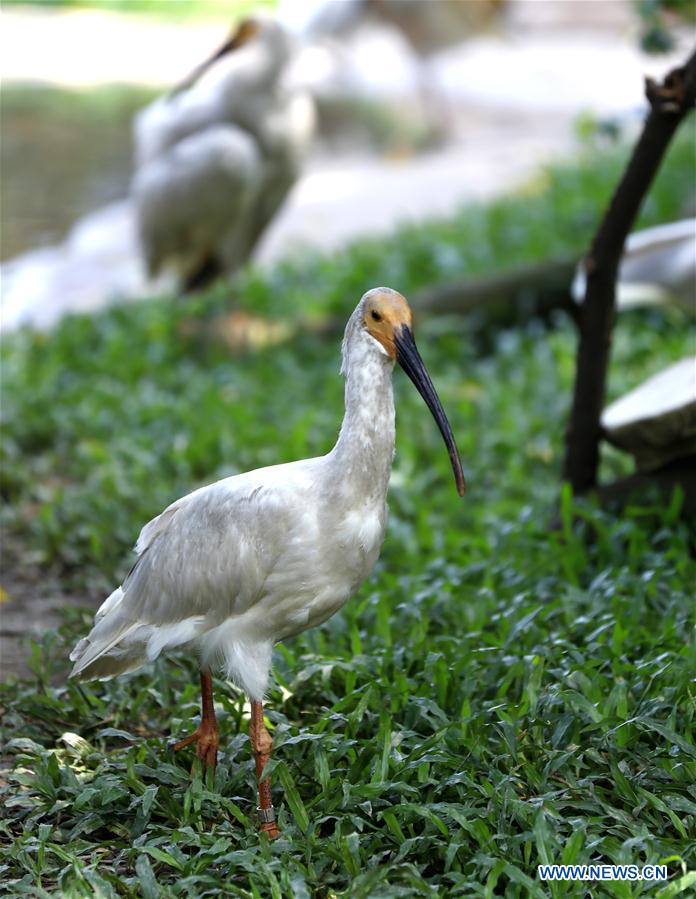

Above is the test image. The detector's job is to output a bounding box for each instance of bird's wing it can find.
[69,484,206,677]
[131,125,263,277]
[70,460,322,679]
[133,88,218,167]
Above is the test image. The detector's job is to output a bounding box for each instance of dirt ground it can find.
[0,539,97,680]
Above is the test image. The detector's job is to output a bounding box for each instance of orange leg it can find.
[249,701,280,839]
[172,670,219,771]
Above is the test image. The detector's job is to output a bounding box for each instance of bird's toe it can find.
[170,730,199,752]
[170,722,219,773]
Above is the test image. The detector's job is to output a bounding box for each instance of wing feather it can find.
[69,460,321,680]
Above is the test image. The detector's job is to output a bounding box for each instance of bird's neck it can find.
[228,41,286,92]
[329,337,396,505]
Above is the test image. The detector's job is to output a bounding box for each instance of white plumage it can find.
[131,17,315,289]
[70,287,465,835]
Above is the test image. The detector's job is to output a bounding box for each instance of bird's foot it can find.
[171,720,220,772]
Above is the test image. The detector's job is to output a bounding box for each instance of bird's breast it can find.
[335,504,387,558]
[254,498,388,641]
[327,499,388,595]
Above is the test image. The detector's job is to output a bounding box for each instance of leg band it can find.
[257,805,276,824]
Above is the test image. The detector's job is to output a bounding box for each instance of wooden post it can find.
[562,49,696,494]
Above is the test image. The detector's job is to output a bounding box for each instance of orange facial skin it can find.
[363,288,414,358]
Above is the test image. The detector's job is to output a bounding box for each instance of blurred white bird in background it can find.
[69,287,465,837]
[302,0,506,55]
[295,0,507,141]
[132,16,315,291]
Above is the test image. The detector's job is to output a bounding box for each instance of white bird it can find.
[69,287,465,838]
[131,17,315,291]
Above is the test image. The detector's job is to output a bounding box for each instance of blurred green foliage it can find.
[1,126,695,895]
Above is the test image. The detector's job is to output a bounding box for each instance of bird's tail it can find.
[69,587,148,681]
[69,585,207,681]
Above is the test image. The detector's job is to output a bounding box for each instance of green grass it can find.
[1,127,695,896]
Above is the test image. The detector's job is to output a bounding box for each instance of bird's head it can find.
[225,17,262,52]
[362,287,413,359]
[361,287,466,497]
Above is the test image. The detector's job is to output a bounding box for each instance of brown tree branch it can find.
[561,48,696,494]
[412,257,578,323]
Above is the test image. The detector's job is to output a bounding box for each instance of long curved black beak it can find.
[395,326,466,496]
[169,33,242,99]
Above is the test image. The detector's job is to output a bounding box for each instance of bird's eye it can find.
[371,311,382,322]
